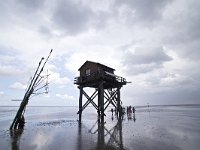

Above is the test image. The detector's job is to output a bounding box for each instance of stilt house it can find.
[74,60,127,121]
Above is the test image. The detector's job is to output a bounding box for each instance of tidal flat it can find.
[0,105,200,150]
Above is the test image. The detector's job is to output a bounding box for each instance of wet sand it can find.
[0,105,200,150]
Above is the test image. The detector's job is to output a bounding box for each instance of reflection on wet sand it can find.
[77,121,83,150]
[4,106,200,150]
[105,118,124,150]
[78,113,131,150]
[8,110,137,150]
[127,111,136,122]
[10,129,23,150]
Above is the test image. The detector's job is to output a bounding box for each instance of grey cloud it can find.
[151,88,200,105]
[122,46,172,75]
[48,0,116,36]
[38,26,53,37]
[124,63,163,75]
[51,0,94,35]
[115,0,172,25]
[162,0,200,60]
[16,0,44,11]
[176,41,200,60]
[146,72,199,90]
[0,52,26,76]
[181,1,200,42]
[1,0,113,36]
[1,0,44,15]
[129,47,171,64]
[164,10,200,43]
[0,0,45,29]
[125,80,200,105]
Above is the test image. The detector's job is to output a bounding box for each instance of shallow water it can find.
[0,105,200,150]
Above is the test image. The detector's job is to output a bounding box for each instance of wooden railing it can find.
[74,71,126,84]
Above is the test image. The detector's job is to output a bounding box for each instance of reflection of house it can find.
[74,60,128,121]
[87,118,124,150]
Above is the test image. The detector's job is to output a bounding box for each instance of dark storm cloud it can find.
[123,46,172,75]
[51,0,94,35]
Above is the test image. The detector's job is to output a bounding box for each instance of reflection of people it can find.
[127,113,132,120]
[129,106,132,113]
[133,113,136,122]
[132,107,135,114]
[127,106,132,121]
[122,107,126,115]
[111,108,114,121]
[111,108,114,115]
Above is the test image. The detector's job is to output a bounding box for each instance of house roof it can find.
[78,60,115,71]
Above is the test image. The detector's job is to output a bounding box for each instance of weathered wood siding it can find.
[80,62,97,77]
[79,61,114,77]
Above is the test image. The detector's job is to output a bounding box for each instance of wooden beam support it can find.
[77,88,98,115]
[76,77,124,121]
[82,89,98,110]
[104,89,117,111]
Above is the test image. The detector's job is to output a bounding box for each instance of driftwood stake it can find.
[10,49,53,130]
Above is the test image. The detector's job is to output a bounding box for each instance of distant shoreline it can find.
[0,103,200,108]
[134,103,200,108]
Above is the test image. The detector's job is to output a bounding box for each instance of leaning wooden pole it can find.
[10,49,52,130]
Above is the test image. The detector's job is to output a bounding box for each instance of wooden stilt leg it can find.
[98,88,101,118]
[79,86,83,121]
[117,87,121,117]
[98,81,104,121]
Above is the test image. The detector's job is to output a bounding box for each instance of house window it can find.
[86,69,91,76]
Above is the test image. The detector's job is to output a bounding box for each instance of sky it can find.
[0,0,200,106]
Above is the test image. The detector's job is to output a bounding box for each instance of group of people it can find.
[127,106,136,122]
[127,106,135,114]
[110,106,136,121]
[111,106,136,122]
[110,106,136,115]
